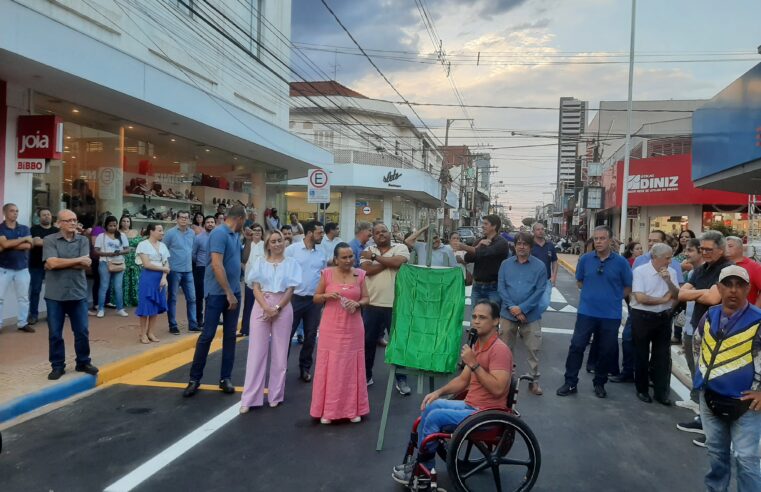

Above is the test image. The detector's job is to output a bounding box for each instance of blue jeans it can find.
[188,293,240,382]
[700,393,761,491]
[45,298,91,370]
[192,265,205,326]
[564,314,620,386]
[471,282,501,306]
[28,267,45,319]
[97,262,124,310]
[363,305,405,383]
[289,295,322,372]
[167,271,197,330]
[418,400,477,467]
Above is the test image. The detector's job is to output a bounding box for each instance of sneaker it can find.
[96,310,105,318]
[27,316,38,325]
[350,416,361,423]
[169,327,180,335]
[675,400,700,413]
[320,418,332,424]
[692,435,707,447]
[395,380,412,396]
[116,309,129,317]
[677,416,704,435]
[366,378,374,387]
[556,383,578,397]
[88,309,98,316]
[105,302,117,309]
[17,325,35,333]
[391,463,418,486]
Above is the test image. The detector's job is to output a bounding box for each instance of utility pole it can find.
[618,0,637,250]
[441,118,473,236]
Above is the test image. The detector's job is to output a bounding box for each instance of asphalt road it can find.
[0,268,707,491]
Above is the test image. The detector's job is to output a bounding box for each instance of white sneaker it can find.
[97,310,105,318]
[320,418,332,424]
[675,400,699,413]
[350,416,361,423]
[116,309,129,317]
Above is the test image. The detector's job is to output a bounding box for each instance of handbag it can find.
[108,257,125,273]
[704,388,751,422]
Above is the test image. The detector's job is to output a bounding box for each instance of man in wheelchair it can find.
[392,300,513,485]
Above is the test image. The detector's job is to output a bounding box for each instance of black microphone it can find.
[458,328,479,370]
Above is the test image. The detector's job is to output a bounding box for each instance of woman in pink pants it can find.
[310,242,370,424]
[240,230,301,413]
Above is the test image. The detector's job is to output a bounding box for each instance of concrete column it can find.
[340,188,355,240]
[383,197,393,228]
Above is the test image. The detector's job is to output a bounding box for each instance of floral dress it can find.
[122,235,142,306]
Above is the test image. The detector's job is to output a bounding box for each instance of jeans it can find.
[288,295,322,372]
[683,334,698,402]
[0,267,30,328]
[188,293,241,382]
[241,285,254,336]
[537,279,552,313]
[167,271,197,330]
[564,314,620,387]
[700,393,761,492]
[192,265,205,326]
[418,399,477,468]
[97,262,124,310]
[363,305,405,383]
[28,267,45,319]
[45,298,91,370]
[471,282,501,306]
[631,309,671,399]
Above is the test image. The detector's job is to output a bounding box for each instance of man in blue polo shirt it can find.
[530,222,558,313]
[557,225,632,399]
[0,203,33,333]
[184,205,246,397]
[163,211,199,335]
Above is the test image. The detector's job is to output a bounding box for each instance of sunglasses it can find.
[597,266,605,275]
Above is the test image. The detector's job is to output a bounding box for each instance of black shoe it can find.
[676,416,704,435]
[300,369,312,383]
[27,316,38,326]
[637,392,653,403]
[75,363,99,375]
[236,332,246,338]
[188,326,202,333]
[556,383,577,397]
[297,334,304,344]
[219,378,235,394]
[17,325,35,333]
[48,368,65,380]
[169,327,180,335]
[692,435,707,448]
[655,397,673,407]
[609,374,634,383]
[594,385,607,398]
[183,380,200,397]
[585,366,593,374]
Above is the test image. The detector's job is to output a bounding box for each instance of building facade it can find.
[0,0,330,325]
[287,81,457,238]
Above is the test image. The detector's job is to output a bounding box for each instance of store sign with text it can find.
[16,115,63,173]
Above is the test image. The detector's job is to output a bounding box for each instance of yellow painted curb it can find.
[558,258,577,274]
[96,331,222,386]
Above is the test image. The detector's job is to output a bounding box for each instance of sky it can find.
[291,0,761,221]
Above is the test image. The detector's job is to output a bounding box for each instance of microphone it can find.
[458,328,479,370]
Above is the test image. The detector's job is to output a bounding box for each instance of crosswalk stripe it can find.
[550,287,567,303]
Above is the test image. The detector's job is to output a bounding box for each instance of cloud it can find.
[506,18,551,32]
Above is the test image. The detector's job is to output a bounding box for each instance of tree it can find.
[522,217,536,227]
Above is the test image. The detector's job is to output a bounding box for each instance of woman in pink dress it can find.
[311,242,370,424]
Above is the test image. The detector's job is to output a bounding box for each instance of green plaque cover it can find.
[384,264,465,373]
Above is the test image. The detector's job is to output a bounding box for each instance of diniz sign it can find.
[627,174,679,193]
[16,115,63,173]
[383,169,402,187]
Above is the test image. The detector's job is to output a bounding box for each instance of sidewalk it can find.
[0,298,201,423]
[556,252,694,392]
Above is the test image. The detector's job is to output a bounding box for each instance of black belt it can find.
[473,280,498,285]
[631,308,671,318]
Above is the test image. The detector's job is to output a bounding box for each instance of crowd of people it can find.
[3,200,760,489]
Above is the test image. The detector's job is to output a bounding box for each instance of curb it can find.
[0,332,220,424]
[557,257,577,274]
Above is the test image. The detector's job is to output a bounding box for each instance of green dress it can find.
[122,235,142,307]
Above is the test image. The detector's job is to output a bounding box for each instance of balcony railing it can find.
[333,149,415,169]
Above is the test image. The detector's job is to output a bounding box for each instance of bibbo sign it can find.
[16,115,63,174]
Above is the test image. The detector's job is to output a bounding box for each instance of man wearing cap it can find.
[692,265,761,491]
[629,243,680,405]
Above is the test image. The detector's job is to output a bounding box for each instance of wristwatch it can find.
[371,253,378,261]
[274,304,281,312]
[469,363,480,372]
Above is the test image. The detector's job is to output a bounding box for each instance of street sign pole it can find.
[618,0,636,251]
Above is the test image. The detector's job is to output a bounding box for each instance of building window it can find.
[249,0,264,57]
[314,130,334,149]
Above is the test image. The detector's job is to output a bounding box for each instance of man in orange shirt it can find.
[392,300,512,484]
[726,236,761,306]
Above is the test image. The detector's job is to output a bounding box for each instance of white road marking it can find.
[541,327,574,335]
[464,285,472,297]
[550,287,566,303]
[559,305,578,313]
[462,321,470,327]
[545,306,556,312]
[465,298,471,306]
[670,374,692,403]
[104,402,241,492]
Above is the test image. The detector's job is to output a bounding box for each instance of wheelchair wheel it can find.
[446,410,541,492]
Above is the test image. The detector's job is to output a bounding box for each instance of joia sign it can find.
[16,115,63,173]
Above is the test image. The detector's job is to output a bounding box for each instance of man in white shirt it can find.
[285,220,327,382]
[630,242,680,405]
[321,222,342,265]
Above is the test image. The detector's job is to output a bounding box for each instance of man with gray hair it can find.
[725,235,761,306]
[349,221,372,268]
[630,243,680,405]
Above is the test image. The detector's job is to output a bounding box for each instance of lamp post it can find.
[441,118,474,236]
[618,0,637,251]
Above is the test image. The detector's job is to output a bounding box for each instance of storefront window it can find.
[283,191,341,224]
[391,196,416,234]
[34,94,267,232]
[649,215,688,236]
[703,210,751,237]
[354,195,384,225]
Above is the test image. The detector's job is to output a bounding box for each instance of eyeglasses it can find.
[59,218,78,224]
[700,247,714,253]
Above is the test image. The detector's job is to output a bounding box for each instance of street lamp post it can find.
[618,0,637,250]
[441,118,474,236]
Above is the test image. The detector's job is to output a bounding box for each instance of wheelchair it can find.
[398,374,541,492]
